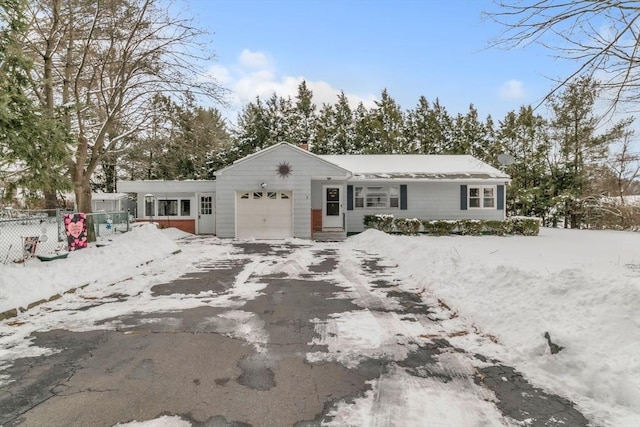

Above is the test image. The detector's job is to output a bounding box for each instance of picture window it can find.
[354,186,400,209]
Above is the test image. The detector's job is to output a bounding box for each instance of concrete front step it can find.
[313,230,347,242]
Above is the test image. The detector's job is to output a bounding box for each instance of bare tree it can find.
[607,126,640,203]
[21,0,226,214]
[486,1,640,113]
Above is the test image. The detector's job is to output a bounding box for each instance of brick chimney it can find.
[299,142,309,151]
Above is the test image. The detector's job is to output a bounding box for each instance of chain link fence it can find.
[0,209,131,264]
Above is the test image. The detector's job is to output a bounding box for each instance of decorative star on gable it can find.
[276,161,292,179]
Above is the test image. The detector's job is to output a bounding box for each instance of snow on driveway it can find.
[0,225,638,426]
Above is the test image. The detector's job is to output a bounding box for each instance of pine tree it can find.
[352,102,373,154]
[464,104,491,159]
[428,98,453,154]
[405,96,434,153]
[369,89,406,153]
[331,91,355,154]
[0,0,70,205]
[229,97,271,163]
[312,103,334,154]
[496,106,550,218]
[548,77,611,227]
[290,80,317,147]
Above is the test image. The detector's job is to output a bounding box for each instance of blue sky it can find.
[181,0,578,122]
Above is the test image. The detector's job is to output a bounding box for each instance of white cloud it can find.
[213,49,377,115]
[238,49,271,69]
[206,65,232,84]
[499,80,526,101]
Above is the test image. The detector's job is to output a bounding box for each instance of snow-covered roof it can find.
[92,192,129,201]
[117,180,216,193]
[318,154,510,180]
[215,142,350,176]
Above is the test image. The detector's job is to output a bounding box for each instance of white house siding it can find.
[215,145,349,239]
[345,180,507,233]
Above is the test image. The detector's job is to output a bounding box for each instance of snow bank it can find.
[0,224,182,313]
[345,227,640,426]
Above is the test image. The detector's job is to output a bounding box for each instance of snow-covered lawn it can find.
[344,228,640,426]
[0,225,638,426]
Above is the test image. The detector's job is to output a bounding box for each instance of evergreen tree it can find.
[450,113,468,154]
[496,106,550,218]
[290,80,316,146]
[312,103,334,154]
[265,93,292,145]
[0,0,70,205]
[405,96,435,154]
[428,98,453,154]
[482,115,499,165]
[228,97,271,164]
[464,105,491,160]
[547,77,613,227]
[368,89,406,153]
[331,91,355,154]
[352,102,373,154]
[449,105,491,156]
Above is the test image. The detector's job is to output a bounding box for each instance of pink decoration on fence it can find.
[64,213,88,251]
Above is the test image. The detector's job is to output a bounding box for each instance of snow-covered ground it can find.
[0,225,638,426]
[0,224,182,313]
[343,228,640,427]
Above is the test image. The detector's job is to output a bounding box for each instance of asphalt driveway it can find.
[0,238,588,426]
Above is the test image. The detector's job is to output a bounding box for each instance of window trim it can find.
[151,197,196,218]
[468,185,496,209]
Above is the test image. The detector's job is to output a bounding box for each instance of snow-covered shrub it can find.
[509,216,541,236]
[422,220,457,236]
[581,196,640,231]
[394,218,421,235]
[458,219,483,236]
[483,220,512,236]
[363,214,394,232]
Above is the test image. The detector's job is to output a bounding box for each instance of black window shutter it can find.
[460,185,467,210]
[347,185,353,211]
[497,185,504,210]
[400,185,407,210]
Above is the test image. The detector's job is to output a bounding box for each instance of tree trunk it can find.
[103,160,117,193]
[73,171,96,242]
[44,191,58,213]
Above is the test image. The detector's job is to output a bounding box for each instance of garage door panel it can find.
[236,191,292,239]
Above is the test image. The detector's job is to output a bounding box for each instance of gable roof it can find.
[214,142,351,176]
[318,154,510,180]
[212,143,509,181]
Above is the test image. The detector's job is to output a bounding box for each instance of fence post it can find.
[126,209,130,231]
[57,209,62,242]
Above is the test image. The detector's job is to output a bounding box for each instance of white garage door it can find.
[236,191,292,239]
